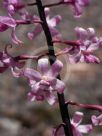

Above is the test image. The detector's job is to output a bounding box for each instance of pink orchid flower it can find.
[27,8,62,40]
[22,58,65,105]
[60,0,90,17]
[67,27,102,63]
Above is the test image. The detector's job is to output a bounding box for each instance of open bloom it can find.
[53,111,92,136]
[0,45,24,76]
[67,27,102,63]
[61,0,90,17]
[27,8,62,40]
[22,58,65,105]
[91,114,102,126]
[71,112,92,136]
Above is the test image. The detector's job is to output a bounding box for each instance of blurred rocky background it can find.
[0,0,102,135]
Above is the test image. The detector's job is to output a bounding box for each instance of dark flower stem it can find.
[27,1,63,8]
[36,0,73,136]
[43,1,63,8]
[27,1,72,8]
[27,2,37,6]
[43,1,73,8]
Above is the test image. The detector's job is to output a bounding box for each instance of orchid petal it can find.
[23,68,41,82]
[74,3,83,18]
[27,24,42,40]
[38,58,49,75]
[11,28,23,45]
[91,114,102,126]
[7,4,15,16]
[75,27,87,41]
[44,8,50,17]
[31,82,41,93]
[87,42,99,51]
[10,67,21,77]
[46,93,56,105]
[29,79,36,88]
[47,60,63,77]
[0,66,8,73]
[54,79,65,93]
[27,92,36,101]
[84,55,100,63]
[47,15,61,27]
[40,80,50,86]
[47,77,57,87]
[30,83,47,101]
[36,95,45,101]
[77,124,92,133]
[0,16,16,27]
[71,112,84,127]
[52,125,64,136]
[72,128,83,136]
[49,27,62,40]
[69,52,81,64]
[0,23,9,32]
[87,28,96,40]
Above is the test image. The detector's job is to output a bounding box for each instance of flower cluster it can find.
[65,27,102,63]
[60,0,90,17]
[21,58,65,105]
[27,8,62,40]
[0,0,102,136]
[0,5,61,44]
[0,0,91,44]
[0,45,24,75]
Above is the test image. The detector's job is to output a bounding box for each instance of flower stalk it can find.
[67,101,102,112]
[36,0,73,136]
